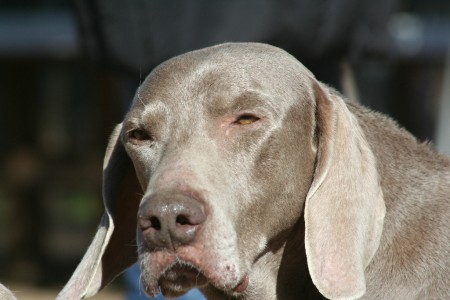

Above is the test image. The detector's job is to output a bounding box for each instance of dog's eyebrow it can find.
[125,100,169,129]
[207,90,275,117]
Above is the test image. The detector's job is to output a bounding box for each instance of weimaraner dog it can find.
[58,43,450,300]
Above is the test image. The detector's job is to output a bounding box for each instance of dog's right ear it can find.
[57,123,142,299]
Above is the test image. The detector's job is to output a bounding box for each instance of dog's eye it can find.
[128,129,152,142]
[234,114,260,125]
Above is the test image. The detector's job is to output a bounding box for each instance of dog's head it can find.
[58,43,385,300]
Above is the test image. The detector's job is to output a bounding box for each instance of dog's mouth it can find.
[140,249,250,298]
[158,263,209,297]
[157,263,250,298]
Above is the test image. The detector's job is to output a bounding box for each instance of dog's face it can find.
[58,43,385,300]
[121,44,317,297]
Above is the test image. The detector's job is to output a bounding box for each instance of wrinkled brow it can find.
[124,100,169,128]
[207,90,276,117]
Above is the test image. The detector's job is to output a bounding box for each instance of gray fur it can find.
[58,43,450,300]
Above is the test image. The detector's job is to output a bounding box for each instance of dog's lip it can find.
[141,244,249,296]
[158,262,250,295]
[161,264,208,286]
[158,264,209,296]
[233,273,250,293]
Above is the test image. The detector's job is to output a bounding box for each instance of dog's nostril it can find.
[149,216,161,230]
[176,214,190,226]
[139,192,207,249]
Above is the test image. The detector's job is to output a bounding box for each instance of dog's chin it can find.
[158,264,209,297]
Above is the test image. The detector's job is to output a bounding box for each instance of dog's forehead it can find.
[129,43,315,114]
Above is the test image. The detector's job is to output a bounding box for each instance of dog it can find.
[57,43,450,299]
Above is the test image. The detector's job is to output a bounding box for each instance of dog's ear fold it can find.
[304,83,385,300]
[57,124,141,299]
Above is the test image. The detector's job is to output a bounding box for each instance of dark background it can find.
[0,0,449,296]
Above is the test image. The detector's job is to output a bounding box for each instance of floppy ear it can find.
[57,124,142,299]
[304,83,385,300]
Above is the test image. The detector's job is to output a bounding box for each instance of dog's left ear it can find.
[57,124,142,299]
[304,83,385,300]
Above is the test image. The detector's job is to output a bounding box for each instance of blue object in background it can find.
[124,264,206,300]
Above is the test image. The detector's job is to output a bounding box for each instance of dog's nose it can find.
[138,192,206,250]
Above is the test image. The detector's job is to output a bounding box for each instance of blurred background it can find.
[0,0,449,299]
